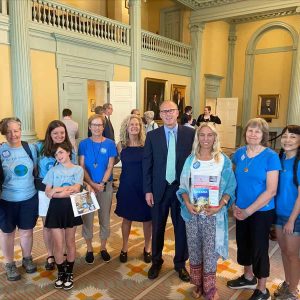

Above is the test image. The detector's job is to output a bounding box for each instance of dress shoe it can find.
[148,264,162,280]
[177,267,190,282]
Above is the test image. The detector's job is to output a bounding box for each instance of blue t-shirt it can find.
[42,164,83,187]
[275,155,300,218]
[78,138,117,183]
[0,143,37,202]
[35,141,77,179]
[233,146,281,211]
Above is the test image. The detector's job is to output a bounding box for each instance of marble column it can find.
[189,22,205,117]
[225,23,237,97]
[287,38,300,125]
[129,0,141,109]
[9,0,37,141]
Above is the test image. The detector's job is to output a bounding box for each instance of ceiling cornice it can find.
[175,0,244,10]
[189,0,300,23]
[230,7,299,24]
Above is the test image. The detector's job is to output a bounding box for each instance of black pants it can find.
[236,209,275,279]
[151,184,188,270]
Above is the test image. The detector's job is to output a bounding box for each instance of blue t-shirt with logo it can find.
[36,141,77,179]
[78,138,117,183]
[0,143,37,202]
[233,146,281,211]
[42,164,83,187]
[275,155,300,219]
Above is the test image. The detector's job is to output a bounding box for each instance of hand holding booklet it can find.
[70,190,99,217]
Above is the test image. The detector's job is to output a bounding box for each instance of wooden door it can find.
[61,77,88,142]
[108,81,136,143]
[215,98,238,149]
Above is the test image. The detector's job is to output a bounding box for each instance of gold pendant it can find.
[244,167,248,172]
[93,163,98,168]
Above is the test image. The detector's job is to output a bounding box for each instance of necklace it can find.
[243,147,262,172]
[91,137,104,168]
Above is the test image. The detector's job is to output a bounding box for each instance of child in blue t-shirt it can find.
[274,125,300,299]
[43,142,83,291]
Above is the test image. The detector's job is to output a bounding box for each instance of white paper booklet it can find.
[70,190,99,217]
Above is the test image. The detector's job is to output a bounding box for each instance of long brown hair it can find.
[42,120,72,157]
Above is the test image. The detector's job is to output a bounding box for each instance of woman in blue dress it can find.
[115,114,152,263]
[273,125,300,300]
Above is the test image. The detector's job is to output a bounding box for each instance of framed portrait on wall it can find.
[144,77,166,120]
[257,94,279,119]
[170,84,186,118]
[90,99,96,112]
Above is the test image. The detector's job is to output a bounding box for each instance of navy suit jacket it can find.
[143,125,195,203]
[103,116,115,141]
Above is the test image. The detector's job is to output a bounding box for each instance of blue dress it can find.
[115,146,151,222]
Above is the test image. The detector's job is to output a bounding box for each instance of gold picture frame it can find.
[170,84,186,118]
[144,77,166,121]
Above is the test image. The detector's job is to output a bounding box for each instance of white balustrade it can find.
[142,30,191,62]
[29,0,191,61]
[31,0,130,46]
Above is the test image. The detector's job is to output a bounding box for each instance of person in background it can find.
[144,111,158,134]
[177,123,236,300]
[79,114,117,264]
[196,106,221,126]
[131,109,140,116]
[273,125,300,300]
[115,115,152,263]
[36,120,74,271]
[227,118,281,300]
[183,114,195,129]
[62,108,79,153]
[143,100,195,282]
[102,103,115,141]
[0,118,38,281]
[88,106,104,138]
[181,105,195,126]
[147,93,160,120]
[43,142,83,290]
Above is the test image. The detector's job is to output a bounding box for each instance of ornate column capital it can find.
[189,22,205,33]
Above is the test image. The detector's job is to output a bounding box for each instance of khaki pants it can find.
[82,182,113,241]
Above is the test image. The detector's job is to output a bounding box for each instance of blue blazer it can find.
[143,125,195,203]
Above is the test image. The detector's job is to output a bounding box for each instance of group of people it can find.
[0,101,299,300]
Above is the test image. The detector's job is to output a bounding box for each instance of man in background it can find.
[103,103,115,141]
[62,108,79,152]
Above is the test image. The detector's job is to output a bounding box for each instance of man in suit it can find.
[143,100,195,282]
[102,103,115,141]
[147,93,160,120]
[260,98,276,115]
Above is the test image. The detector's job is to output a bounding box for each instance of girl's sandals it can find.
[45,256,55,270]
[192,288,202,299]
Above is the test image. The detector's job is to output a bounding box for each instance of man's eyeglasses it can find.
[160,109,178,115]
[91,123,104,127]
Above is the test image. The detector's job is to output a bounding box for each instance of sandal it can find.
[192,287,202,299]
[45,256,55,271]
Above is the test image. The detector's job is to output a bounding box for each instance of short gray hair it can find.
[144,111,154,120]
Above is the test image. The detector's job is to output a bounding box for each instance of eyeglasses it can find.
[91,123,104,127]
[160,109,178,115]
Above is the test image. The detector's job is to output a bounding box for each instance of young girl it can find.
[274,125,300,300]
[43,142,83,290]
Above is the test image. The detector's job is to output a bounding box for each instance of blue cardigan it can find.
[176,153,236,260]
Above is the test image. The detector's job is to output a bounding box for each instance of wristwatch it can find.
[100,181,107,186]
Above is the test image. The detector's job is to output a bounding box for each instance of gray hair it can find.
[144,111,154,120]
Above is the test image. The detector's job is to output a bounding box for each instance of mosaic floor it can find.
[0,183,292,299]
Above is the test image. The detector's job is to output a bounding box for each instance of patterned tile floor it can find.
[0,166,292,299]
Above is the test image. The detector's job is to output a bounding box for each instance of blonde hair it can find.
[119,115,145,148]
[243,118,269,147]
[192,123,222,162]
